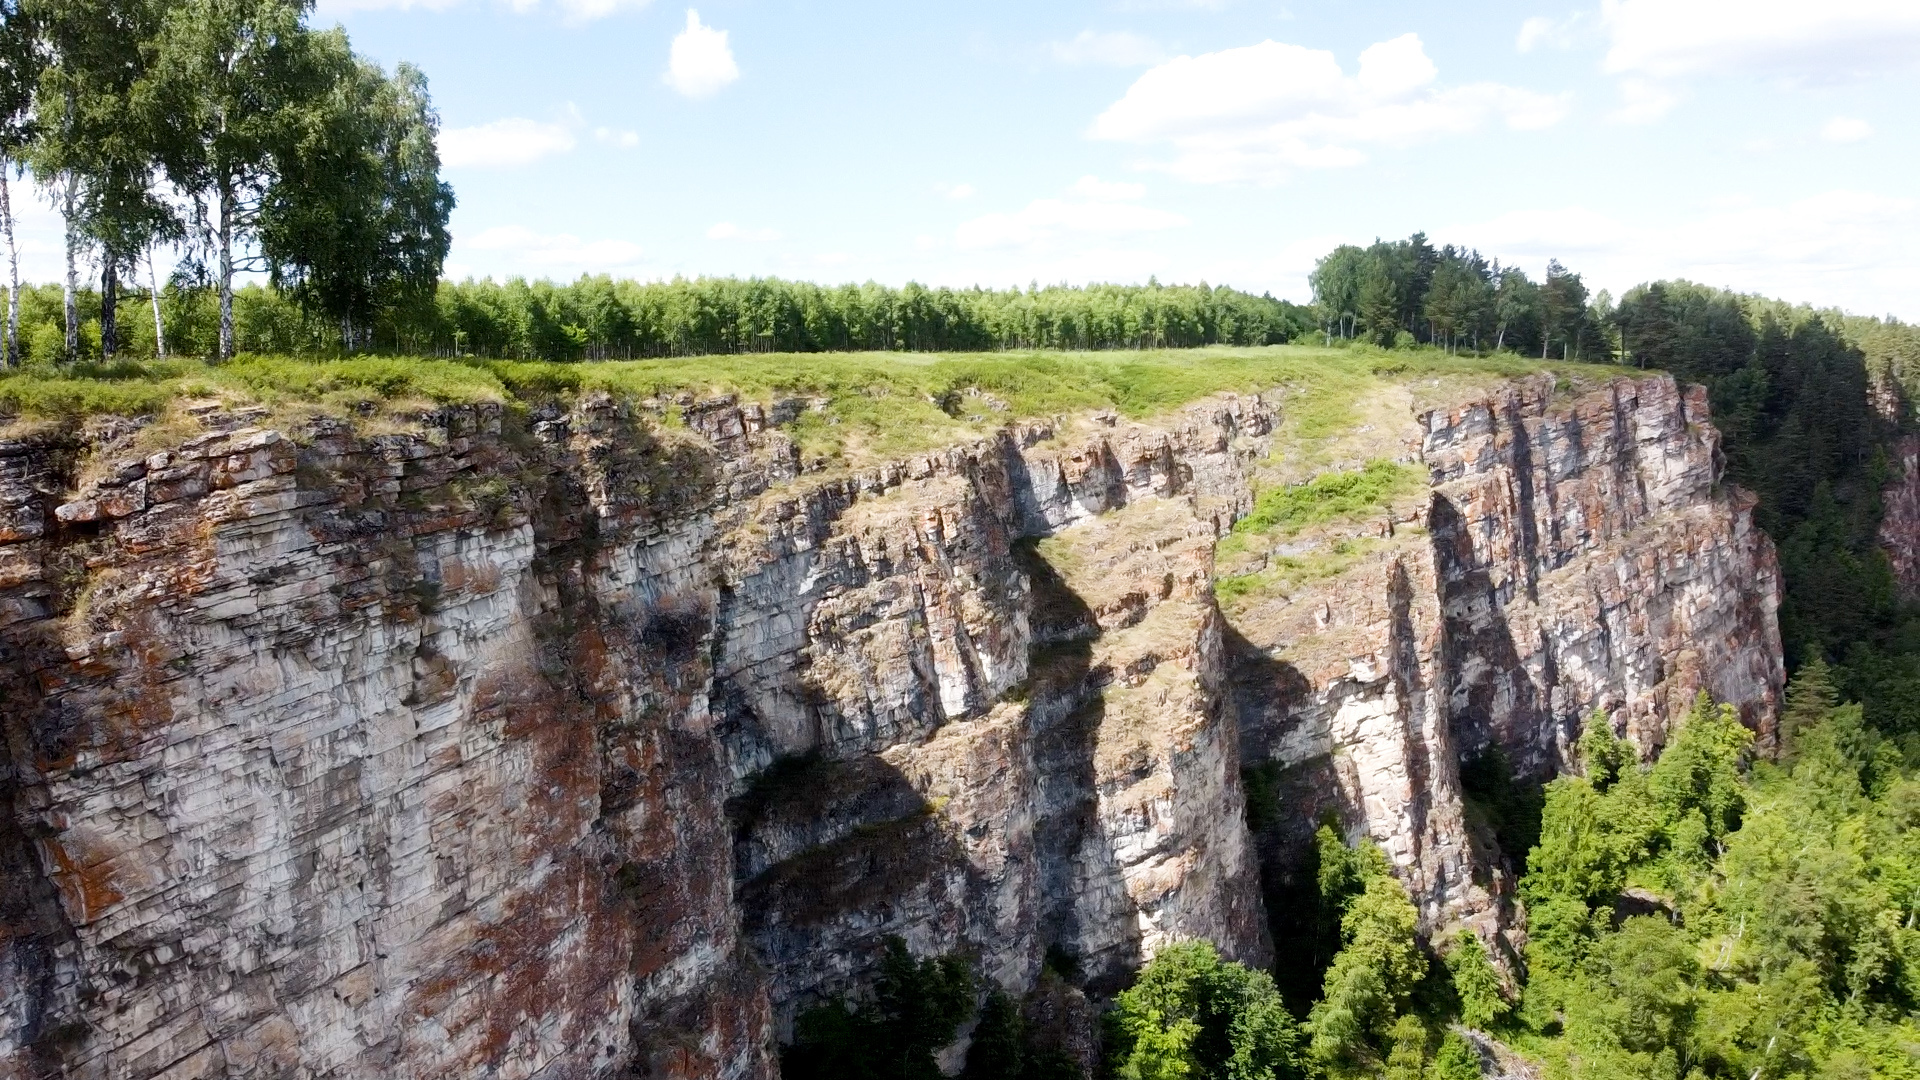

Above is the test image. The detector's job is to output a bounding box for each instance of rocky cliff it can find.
[1225,375,1782,949]
[0,371,1782,1079]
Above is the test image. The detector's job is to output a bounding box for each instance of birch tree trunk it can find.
[0,160,17,366]
[148,250,166,358]
[217,178,234,361]
[63,178,79,360]
[100,262,118,360]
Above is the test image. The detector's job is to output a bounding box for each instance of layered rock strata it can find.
[1228,374,1784,940]
[0,371,1783,1079]
[0,393,1274,1079]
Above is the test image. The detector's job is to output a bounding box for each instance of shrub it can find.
[1107,941,1303,1080]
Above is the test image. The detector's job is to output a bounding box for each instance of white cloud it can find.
[1067,175,1146,201]
[1051,30,1166,67]
[314,0,458,12]
[548,0,649,20]
[1821,116,1874,142]
[1447,190,1920,319]
[665,9,740,98]
[595,126,640,147]
[1608,77,1681,124]
[935,182,977,200]
[1089,34,1568,184]
[1516,13,1589,53]
[439,117,577,168]
[954,178,1186,251]
[1601,0,1920,81]
[460,225,646,273]
[707,222,781,241]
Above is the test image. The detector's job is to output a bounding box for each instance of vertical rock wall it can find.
[1227,375,1783,938]
[0,373,1782,1079]
[0,395,1276,1079]
[1879,434,1920,600]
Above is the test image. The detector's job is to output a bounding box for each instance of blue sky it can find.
[16,0,1920,318]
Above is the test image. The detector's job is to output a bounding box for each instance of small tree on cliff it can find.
[1305,845,1428,1074]
[1107,940,1303,1080]
[782,937,973,1080]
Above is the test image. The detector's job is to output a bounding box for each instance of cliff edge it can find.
[0,370,1781,1079]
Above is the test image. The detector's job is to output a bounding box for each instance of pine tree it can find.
[1444,931,1509,1030]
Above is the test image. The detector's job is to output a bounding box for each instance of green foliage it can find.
[1577,711,1630,790]
[1381,1014,1430,1080]
[8,0,453,363]
[1428,1033,1481,1080]
[1309,234,1602,359]
[1444,932,1510,1031]
[782,937,973,1080]
[261,45,453,343]
[1107,941,1303,1080]
[1233,460,1426,538]
[1307,840,1428,1072]
[1644,694,1752,854]
[1782,656,1841,758]
[962,990,1029,1080]
[1510,681,1920,1080]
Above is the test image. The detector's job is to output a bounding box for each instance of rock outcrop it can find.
[0,372,1782,1079]
[1227,375,1783,942]
[1880,435,1920,601]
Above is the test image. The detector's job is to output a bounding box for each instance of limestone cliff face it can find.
[0,394,1273,1080]
[0,372,1781,1079]
[1227,375,1783,939]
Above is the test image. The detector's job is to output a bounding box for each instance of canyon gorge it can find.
[0,369,1786,1080]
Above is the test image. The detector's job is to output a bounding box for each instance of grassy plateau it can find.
[0,344,1632,468]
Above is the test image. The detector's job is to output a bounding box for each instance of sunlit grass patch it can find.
[1213,537,1387,612]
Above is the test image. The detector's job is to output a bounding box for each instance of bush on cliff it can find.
[782,937,973,1080]
[1105,941,1303,1080]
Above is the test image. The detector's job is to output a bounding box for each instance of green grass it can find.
[1214,537,1388,611]
[1234,459,1428,536]
[0,346,1635,464]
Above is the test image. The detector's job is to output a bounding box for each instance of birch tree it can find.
[145,0,319,361]
[29,0,176,361]
[0,0,36,365]
[261,38,451,351]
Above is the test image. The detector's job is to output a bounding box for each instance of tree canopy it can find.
[0,0,452,362]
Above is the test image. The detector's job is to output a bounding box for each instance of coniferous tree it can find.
[1445,931,1510,1030]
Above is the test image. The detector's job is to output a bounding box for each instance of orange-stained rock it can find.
[0,378,1782,1078]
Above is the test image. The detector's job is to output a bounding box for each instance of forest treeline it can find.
[4,229,1910,376]
[0,276,1314,361]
